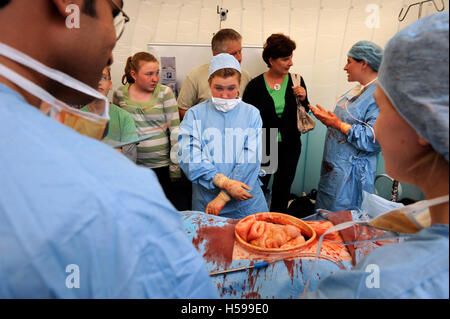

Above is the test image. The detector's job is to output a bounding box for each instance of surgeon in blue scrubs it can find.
[0,0,217,298]
[178,53,268,219]
[311,41,383,212]
[307,11,449,298]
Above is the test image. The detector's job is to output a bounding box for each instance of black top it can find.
[242,73,310,148]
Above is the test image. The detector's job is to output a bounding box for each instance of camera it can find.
[217,7,228,21]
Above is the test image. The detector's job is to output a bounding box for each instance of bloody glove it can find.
[310,104,351,134]
[205,191,231,216]
[213,174,254,201]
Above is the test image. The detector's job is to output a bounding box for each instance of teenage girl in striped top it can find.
[114,52,181,206]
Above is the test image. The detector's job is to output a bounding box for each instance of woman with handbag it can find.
[243,33,310,213]
[310,41,383,212]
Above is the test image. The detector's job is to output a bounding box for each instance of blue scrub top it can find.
[178,99,269,219]
[306,224,449,298]
[0,84,218,298]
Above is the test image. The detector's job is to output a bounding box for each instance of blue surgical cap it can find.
[209,53,241,77]
[378,11,449,162]
[348,40,383,71]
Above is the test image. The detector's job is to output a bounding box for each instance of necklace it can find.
[265,72,284,91]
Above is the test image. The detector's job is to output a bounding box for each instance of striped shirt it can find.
[113,83,181,178]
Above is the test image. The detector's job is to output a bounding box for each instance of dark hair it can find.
[0,0,11,9]
[262,33,296,68]
[81,0,97,17]
[208,68,241,85]
[122,52,159,85]
[211,28,242,53]
[351,57,364,63]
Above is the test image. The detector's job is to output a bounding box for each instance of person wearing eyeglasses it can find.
[0,0,218,298]
[80,66,138,162]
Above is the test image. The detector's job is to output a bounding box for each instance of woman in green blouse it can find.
[243,34,310,213]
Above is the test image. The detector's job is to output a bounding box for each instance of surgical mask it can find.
[336,77,378,143]
[337,77,378,106]
[211,97,241,112]
[0,42,109,140]
[300,194,449,297]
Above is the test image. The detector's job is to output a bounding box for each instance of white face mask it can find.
[346,84,364,100]
[211,97,241,112]
[300,194,449,297]
[0,42,110,140]
[337,77,378,107]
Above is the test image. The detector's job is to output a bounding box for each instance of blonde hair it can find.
[122,52,158,85]
[208,68,241,85]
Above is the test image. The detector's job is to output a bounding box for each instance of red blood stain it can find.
[192,220,236,269]
[283,260,296,283]
[323,161,334,173]
[243,292,261,298]
[240,263,263,298]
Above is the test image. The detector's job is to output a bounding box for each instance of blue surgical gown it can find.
[178,100,268,219]
[315,84,381,212]
[306,224,449,298]
[0,84,218,298]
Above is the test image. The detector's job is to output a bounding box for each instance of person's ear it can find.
[130,70,137,82]
[51,0,83,19]
[360,60,368,70]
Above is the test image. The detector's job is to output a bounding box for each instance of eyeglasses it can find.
[108,0,130,41]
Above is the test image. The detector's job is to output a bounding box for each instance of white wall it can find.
[111,0,448,200]
[112,0,448,111]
